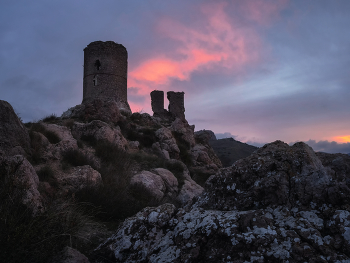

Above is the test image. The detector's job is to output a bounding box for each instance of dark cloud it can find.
[294,140,350,154]
[0,0,349,145]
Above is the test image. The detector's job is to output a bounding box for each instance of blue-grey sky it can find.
[1,0,350,153]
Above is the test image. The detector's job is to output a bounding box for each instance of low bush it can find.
[126,127,157,148]
[37,165,55,182]
[63,119,75,129]
[61,149,97,170]
[28,130,45,165]
[29,122,61,144]
[0,173,101,263]
[42,113,60,123]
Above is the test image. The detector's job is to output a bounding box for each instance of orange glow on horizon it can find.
[332,135,350,143]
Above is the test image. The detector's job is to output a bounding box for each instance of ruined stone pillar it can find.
[150,90,165,116]
[167,91,185,120]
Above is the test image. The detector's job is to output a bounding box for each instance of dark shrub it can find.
[30,123,61,144]
[61,149,96,170]
[28,130,45,165]
[80,134,98,147]
[42,114,59,123]
[0,173,100,263]
[37,165,55,182]
[63,119,75,129]
[126,128,157,148]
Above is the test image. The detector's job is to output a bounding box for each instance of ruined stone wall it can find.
[150,90,186,120]
[167,91,185,120]
[83,41,130,112]
[150,90,164,115]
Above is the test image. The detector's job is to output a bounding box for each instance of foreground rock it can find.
[95,141,350,262]
[0,154,43,214]
[0,100,31,156]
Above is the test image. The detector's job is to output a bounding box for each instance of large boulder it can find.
[0,154,43,214]
[40,123,78,160]
[197,140,339,211]
[0,100,31,155]
[194,129,217,144]
[71,120,128,150]
[95,140,350,262]
[59,165,102,194]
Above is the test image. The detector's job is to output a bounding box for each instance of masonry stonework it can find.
[150,90,186,120]
[83,41,131,113]
[167,91,185,120]
[150,90,165,116]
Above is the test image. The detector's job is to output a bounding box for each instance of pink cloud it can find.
[128,1,289,112]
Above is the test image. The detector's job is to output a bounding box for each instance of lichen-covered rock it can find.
[72,120,128,150]
[0,100,31,155]
[0,154,43,214]
[197,140,339,211]
[95,140,350,262]
[95,203,350,262]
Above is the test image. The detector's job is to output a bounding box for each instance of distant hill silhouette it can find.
[210,138,258,167]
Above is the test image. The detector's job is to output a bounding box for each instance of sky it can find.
[1,0,350,153]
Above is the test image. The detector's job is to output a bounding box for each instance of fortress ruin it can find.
[83,41,131,113]
[150,90,185,120]
[81,41,185,119]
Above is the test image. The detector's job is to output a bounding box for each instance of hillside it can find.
[2,98,350,262]
[210,137,258,166]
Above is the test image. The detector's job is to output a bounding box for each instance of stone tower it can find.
[83,41,131,113]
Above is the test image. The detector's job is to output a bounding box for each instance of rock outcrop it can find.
[72,120,128,150]
[0,100,31,156]
[95,141,350,262]
[0,154,43,214]
[62,98,122,123]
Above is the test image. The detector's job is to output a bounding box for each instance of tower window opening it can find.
[94,60,101,70]
[93,75,98,86]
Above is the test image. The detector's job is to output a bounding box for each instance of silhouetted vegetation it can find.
[42,113,60,123]
[29,122,61,144]
[0,172,101,263]
[61,149,97,170]
[37,165,55,182]
[126,127,157,148]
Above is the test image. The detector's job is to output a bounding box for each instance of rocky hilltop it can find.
[0,98,222,262]
[1,98,350,262]
[95,141,350,263]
